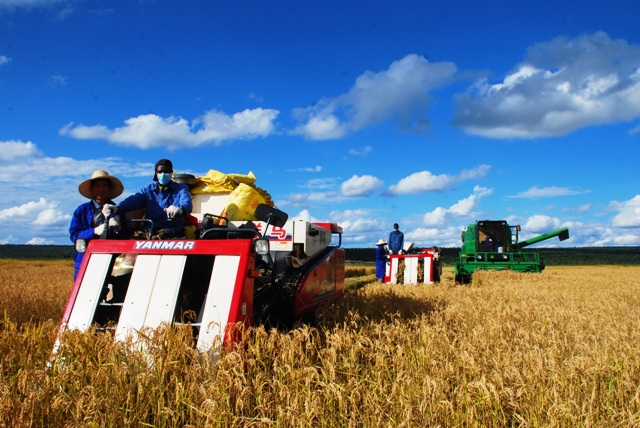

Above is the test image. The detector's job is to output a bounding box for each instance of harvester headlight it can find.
[254,238,270,255]
[75,239,87,253]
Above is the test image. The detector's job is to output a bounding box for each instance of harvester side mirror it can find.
[516,225,521,232]
[254,204,288,228]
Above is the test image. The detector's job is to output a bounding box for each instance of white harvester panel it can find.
[141,255,186,329]
[67,253,112,331]
[114,255,185,342]
[293,220,332,259]
[196,255,241,352]
[190,193,231,222]
[388,254,434,285]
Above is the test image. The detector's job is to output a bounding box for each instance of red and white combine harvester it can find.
[385,244,442,284]
[56,185,345,354]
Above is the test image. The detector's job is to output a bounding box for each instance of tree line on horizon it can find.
[0,244,639,265]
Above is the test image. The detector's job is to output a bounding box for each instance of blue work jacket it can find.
[69,199,121,279]
[117,181,193,233]
[388,230,404,254]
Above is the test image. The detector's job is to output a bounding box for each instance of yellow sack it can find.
[221,183,266,221]
[191,169,257,194]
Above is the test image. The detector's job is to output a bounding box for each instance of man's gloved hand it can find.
[108,216,122,233]
[165,205,183,219]
[94,223,106,236]
[102,204,118,217]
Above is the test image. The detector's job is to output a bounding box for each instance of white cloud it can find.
[0,149,151,185]
[293,54,457,140]
[293,115,346,140]
[509,186,589,198]
[60,108,280,149]
[0,235,15,244]
[454,32,640,139]
[348,145,373,156]
[555,220,640,246]
[33,207,70,225]
[407,226,462,248]
[340,175,383,197]
[0,140,42,160]
[0,55,11,65]
[300,177,341,191]
[611,195,640,228]
[522,214,563,233]
[286,166,322,173]
[562,203,592,213]
[26,237,56,245]
[327,209,388,246]
[280,190,341,209]
[291,209,319,223]
[387,165,490,196]
[423,207,448,227]
[0,198,70,245]
[423,186,493,226]
[329,209,384,233]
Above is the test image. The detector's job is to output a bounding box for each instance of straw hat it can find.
[78,170,124,199]
[376,239,387,246]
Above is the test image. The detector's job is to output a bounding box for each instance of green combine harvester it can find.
[454,220,570,284]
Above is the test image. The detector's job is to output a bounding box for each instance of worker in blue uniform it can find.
[388,223,405,255]
[102,159,192,239]
[69,170,125,280]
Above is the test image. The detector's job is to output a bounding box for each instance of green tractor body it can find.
[454,220,569,283]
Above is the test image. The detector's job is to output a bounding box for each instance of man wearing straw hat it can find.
[375,239,388,283]
[69,170,125,279]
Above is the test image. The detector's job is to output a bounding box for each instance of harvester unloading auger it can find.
[454,220,569,284]
[54,171,345,356]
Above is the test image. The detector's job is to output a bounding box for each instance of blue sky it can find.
[1,0,639,248]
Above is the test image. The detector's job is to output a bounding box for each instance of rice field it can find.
[1,259,640,427]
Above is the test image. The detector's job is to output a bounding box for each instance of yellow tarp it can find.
[190,170,274,221]
[190,169,257,194]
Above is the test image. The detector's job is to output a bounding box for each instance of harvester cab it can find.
[454,220,569,284]
[55,180,345,357]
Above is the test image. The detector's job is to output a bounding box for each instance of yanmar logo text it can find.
[134,241,196,250]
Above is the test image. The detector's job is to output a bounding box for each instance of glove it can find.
[108,216,121,233]
[102,204,118,217]
[165,205,183,218]
[94,223,106,236]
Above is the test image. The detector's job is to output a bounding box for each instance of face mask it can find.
[157,173,171,186]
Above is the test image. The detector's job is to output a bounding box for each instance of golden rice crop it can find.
[1,260,640,427]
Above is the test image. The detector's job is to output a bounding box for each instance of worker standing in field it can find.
[375,239,388,283]
[102,159,193,239]
[388,223,404,255]
[69,170,125,280]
